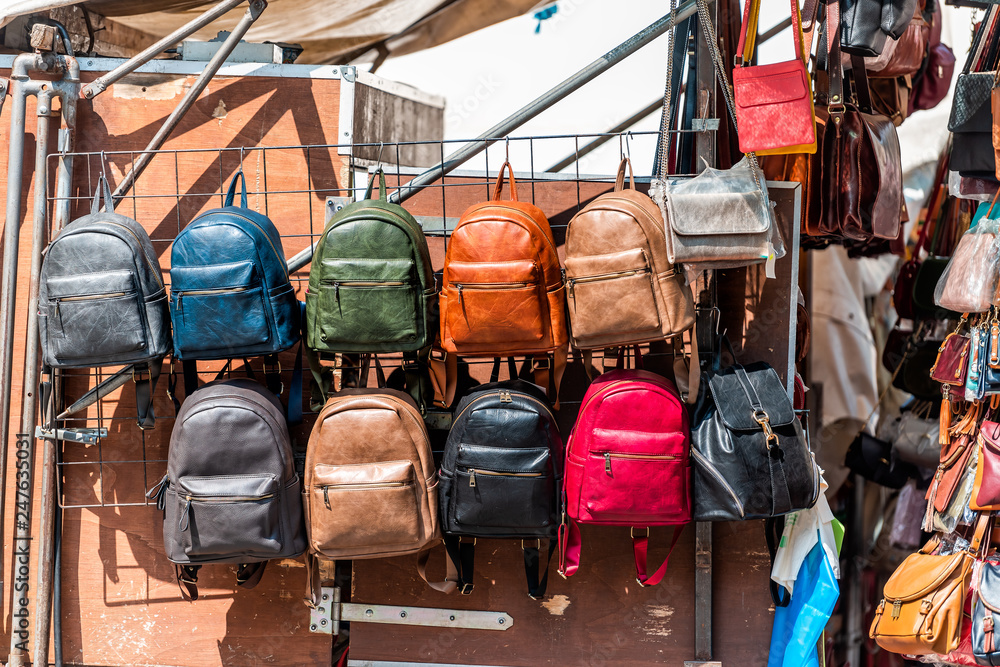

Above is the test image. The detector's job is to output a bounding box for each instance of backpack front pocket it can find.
[452,444,555,531]
[566,248,661,344]
[581,429,690,524]
[46,269,147,362]
[171,260,270,355]
[311,257,419,348]
[168,473,282,559]
[444,259,545,346]
[308,460,422,551]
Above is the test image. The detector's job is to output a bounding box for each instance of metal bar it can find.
[107,0,267,208]
[339,603,514,631]
[547,99,663,172]
[286,0,708,274]
[81,0,248,99]
[9,84,59,667]
[0,53,69,626]
[55,367,132,419]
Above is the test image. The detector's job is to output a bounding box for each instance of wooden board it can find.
[347,178,803,666]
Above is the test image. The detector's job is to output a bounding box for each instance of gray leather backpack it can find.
[147,378,306,599]
[38,176,171,427]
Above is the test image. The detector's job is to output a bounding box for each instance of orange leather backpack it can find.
[435,162,568,406]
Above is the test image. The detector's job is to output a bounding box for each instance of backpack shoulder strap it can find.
[224,170,248,208]
[92,175,114,215]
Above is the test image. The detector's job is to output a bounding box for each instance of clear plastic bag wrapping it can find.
[934,219,1000,313]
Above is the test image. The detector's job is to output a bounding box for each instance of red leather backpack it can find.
[558,348,691,585]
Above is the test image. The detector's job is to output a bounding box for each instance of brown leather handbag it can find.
[871,513,991,656]
[868,14,930,79]
[819,0,903,243]
[440,162,567,357]
[564,158,694,350]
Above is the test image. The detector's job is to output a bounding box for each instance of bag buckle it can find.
[459,582,474,595]
[521,539,541,549]
[532,357,551,371]
[753,410,779,449]
[430,349,447,362]
[630,527,649,539]
[919,598,933,615]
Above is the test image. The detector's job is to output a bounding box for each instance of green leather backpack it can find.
[305,169,437,358]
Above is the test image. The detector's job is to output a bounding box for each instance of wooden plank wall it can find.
[346,176,801,666]
[0,67,349,666]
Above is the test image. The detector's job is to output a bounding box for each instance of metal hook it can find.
[625,131,634,161]
[375,142,385,172]
[505,136,510,162]
[100,150,108,178]
[238,146,245,172]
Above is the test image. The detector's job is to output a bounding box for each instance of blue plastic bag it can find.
[767,536,840,667]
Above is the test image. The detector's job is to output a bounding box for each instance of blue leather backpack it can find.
[169,171,299,360]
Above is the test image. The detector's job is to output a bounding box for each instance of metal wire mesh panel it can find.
[45,131,693,509]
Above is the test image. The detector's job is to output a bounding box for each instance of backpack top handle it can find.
[224,170,249,209]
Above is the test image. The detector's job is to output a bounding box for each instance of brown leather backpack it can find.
[565,158,695,350]
[440,161,567,357]
[302,384,442,604]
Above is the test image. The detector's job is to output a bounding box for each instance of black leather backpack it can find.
[38,176,171,428]
[690,359,821,521]
[438,365,562,598]
[147,378,306,599]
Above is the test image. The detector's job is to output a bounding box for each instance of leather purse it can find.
[925,417,979,523]
[948,15,998,176]
[972,421,1000,510]
[868,14,930,77]
[909,6,956,113]
[690,351,821,521]
[732,0,817,155]
[845,431,917,488]
[972,556,1000,664]
[930,327,972,387]
[820,2,903,243]
[871,513,992,656]
[841,0,920,57]
[893,403,942,468]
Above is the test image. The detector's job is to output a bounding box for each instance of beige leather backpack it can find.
[565,158,696,350]
[303,381,442,605]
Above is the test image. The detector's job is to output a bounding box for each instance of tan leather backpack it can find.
[565,158,695,349]
[303,384,441,604]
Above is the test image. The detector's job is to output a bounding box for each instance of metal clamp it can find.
[34,426,107,445]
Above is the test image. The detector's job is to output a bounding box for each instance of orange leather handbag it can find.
[732,0,817,155]
[871,513,992,656]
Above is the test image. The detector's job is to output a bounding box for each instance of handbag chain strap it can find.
[653,0,768,208]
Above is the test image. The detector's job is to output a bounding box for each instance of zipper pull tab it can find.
[146,474,169,511]
[891,599,902,620]
[567,280,574,300]
[334,281,340,303]
[469,470,476,487]
[178,497,191,532]
[500,390,512,403]
[604,452,612,475]
[323,486,331,510]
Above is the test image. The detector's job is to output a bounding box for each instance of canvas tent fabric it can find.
[0,0,543,64]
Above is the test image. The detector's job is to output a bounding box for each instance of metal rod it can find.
[107,0,267,208]
[759,17,794,45]
[548,99,662,172]
[82,0,248,99]
[286,0,707,274]
[0,54,66,625]
[694,522,712,660]
[9,88,57,667]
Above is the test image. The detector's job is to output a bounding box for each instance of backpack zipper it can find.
[322,280,408,305]
[190,212,288,281]
[98,220,164,289]
[470,204,559,261]
[599,451,679,475]
[54,291,130,320]
[177,491,277,532]
[175,285,252,314]
[567,267,652,299]
[452,389,556,425]
[689,447,745,518]
[467,469,543,487]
